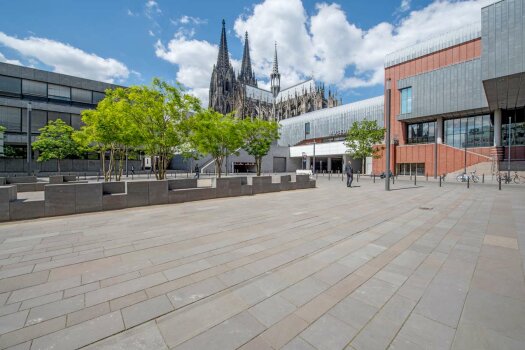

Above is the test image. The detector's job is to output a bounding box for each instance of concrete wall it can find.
[0,159,142,175]
[0,175,316,222]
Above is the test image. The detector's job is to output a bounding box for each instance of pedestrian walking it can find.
[345,160,353,187]
[194,164,200,179]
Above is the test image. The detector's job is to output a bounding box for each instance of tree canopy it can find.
[187,110,244,178]
[241,118,280,176]
[32,119,79,174]
[344,119,385,173]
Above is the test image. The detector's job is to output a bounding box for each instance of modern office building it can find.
[278,96,384,174]
[374,0,525,176]
[0,62,120,171]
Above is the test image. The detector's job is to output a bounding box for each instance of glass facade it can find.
[21,109,47,134]
[502,110,525,146]
[93,91,105,104]
[407,121,435,144]
[48,84,71,101]
[444,115,493,148]
[400,87,412,114]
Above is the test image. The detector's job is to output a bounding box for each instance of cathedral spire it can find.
[217,19,230,69]
[271,42,280,98]
[239,31,257,86]
[272,42,279,75]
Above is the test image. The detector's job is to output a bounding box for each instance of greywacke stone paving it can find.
[0,177,524,349]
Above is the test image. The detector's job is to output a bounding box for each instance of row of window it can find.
[0,106,82,133]
[0,75,105,105]
[406,114,525,148]
[397,163,425,176]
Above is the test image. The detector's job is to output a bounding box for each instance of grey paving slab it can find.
[0,178,524,349]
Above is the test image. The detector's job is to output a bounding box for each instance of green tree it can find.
[344,119,385,173]
[187,110,244,178]
[241,118,280,176]
[0,125,5,157]
[32,119,79,173]
[124,78,201,180]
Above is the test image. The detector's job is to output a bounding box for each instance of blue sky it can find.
[0,0,489,106]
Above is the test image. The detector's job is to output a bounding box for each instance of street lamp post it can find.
[385,79,391,191]
[26,101,32,176]
[508,116,511,178]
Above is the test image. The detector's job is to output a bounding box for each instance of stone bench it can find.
[169,187,217,204]
[45,183,103,216]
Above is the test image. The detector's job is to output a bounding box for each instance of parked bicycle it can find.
[456,170,479,183]
[497,171,523,184]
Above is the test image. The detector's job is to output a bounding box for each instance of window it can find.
[407,121,435,144]
[48,84,71,101]
[444,115,493,148]
[22,109,47,134]
[71,114,83,129]
[400,87,412,114]
[502,108,525,146]
[0,106,21,132]
[397,163,425,176]
[22,80,47,97]
[48,111,71,126]
[92,91,105,104]
[71,88,92,104]
[0,75,21,96]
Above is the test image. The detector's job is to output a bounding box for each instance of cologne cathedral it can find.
[209,20,341,121]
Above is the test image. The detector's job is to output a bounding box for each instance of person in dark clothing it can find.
[194,164,200,179]
[344,161,354,187]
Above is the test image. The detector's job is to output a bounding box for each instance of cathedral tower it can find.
[270,43,281,98]
[208,20,237,114]
[238,32,257,87]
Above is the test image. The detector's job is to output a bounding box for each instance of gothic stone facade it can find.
[209,20,341,121]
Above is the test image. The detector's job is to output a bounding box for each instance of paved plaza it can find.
[0,177,524,349]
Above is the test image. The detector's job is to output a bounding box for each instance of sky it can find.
[0,0,493,107]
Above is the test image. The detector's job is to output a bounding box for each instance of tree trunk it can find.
[100,149,105,181]
[57,158,61,174]
[362,158,365,175]
[216,157,223,178]
[256,157,261,176]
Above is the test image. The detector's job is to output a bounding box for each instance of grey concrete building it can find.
[0,62,121,172]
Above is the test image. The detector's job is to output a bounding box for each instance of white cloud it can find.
[0,52,21,65]
[157,0,492,104]
[127,9,137,16]
[148,30,155,37]
[176,15,207,25]
[0,32,129,83]
[399,0,411,13]
[145,0,161,18]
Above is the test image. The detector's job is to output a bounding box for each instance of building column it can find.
[327,157,332,172]
[494,108,502,147]
[436,116,443,144]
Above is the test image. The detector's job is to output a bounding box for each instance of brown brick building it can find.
[374,0,525,176]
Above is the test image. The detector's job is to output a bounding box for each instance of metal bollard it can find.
[373,174,375,183]
[426,174,428,181]
[414,173,417,186]
[482,174,484,183]
[467,177,470,189]
[392,175,395,185]
[439,175,442,187]
[499,177,501,190]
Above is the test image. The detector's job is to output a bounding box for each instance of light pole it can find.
[385,79,391,191]
[464,119,468,175]
[26,101,32,176]
[507,115,512,178]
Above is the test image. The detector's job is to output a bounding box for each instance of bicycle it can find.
[498,171,524,184]
[456,170,479,183]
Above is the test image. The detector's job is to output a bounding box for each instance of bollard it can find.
[426,174,428,181]
[357,173,359,183]
[414,173,417,186]
[439,175,442,187]
[329,171,331,181]
[410,174,412,181]
[499,177,501,190]
[392,175,395,185]
[373,174,375,183]
[482,174,484,183]
[467,177,470,189]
